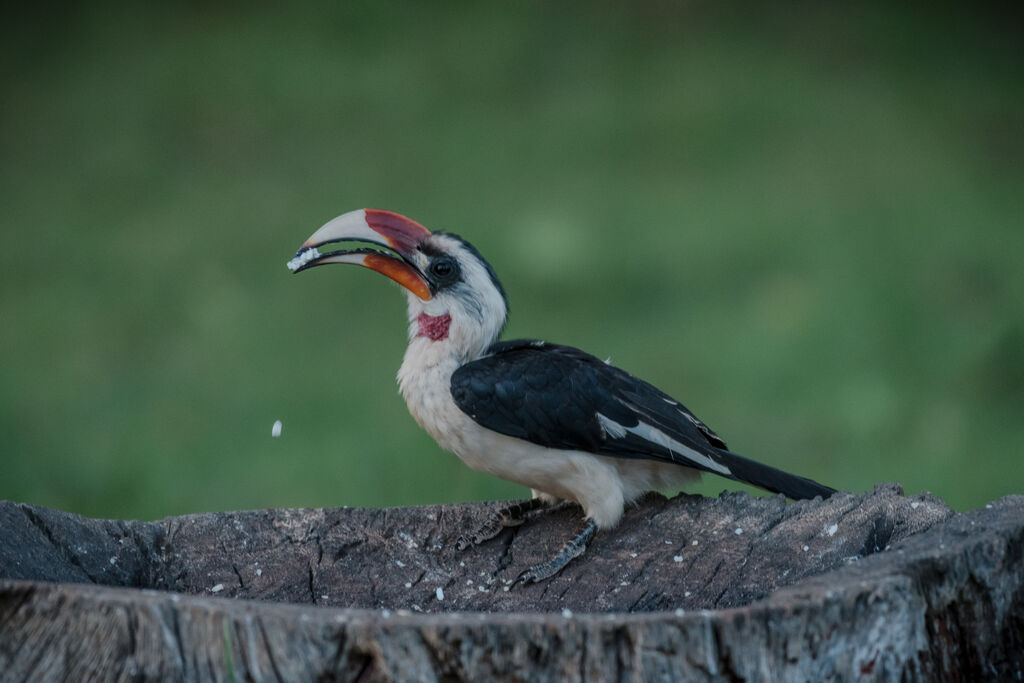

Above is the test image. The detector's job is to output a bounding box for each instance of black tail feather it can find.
[716,450,836,500]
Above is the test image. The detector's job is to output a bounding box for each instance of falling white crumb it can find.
[286,247,322,272]
[910,501,920,509]
[673,555,683,563]
[109,557,117,565]
[675,608,685,617]
[684,591,692,597]
[210,584,224,593]
[256,568,262,576]
[395,560,406,568]
[561,608,573,618]
[404,582,412,589]
[271,420,282,437]
[664,540,672,545]
[826,523,838,537]
[435,587,445,601]
[321,595,329,600]
[691,540,698,546]
[478,585,487,592]
[734,528,743,535]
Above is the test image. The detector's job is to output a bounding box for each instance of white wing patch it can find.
[596,413,732,475]
[596,413,628,438]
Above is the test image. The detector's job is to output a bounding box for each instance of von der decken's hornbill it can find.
[288,209,836,584]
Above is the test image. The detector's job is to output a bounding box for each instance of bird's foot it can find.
[456,498,549,551]
[510,520,598,587]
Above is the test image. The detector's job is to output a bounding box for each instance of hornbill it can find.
[288,208,836,584]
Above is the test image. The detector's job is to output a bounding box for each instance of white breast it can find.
[397,337,700,529]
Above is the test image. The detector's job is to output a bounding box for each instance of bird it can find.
[287,208,836,584]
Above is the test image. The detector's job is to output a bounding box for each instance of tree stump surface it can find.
[1,483,1022,681]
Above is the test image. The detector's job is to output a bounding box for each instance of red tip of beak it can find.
[364,209,432,255]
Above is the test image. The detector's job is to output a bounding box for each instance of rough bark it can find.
[1,483,1022,681]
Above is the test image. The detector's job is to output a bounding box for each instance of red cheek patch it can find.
[417,312,452,341]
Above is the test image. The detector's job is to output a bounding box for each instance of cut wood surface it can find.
[1,483,1022,681]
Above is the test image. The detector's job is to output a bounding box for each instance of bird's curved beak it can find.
[287,208,433,301]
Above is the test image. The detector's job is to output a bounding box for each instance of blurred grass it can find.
[1,2,1021,520]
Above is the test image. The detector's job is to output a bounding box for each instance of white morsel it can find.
[478,585,487,592]
[561,608,573,618]
[684,591,691,597]
[675,608,685,617]
[691,540,698,546]
[271,420,282,437]
[287,247,322,271]
[803,545,809,552]
[405,582,412,589]
[673,555,683,563]
[210,584,224,593]
[734,528,743,535]
[910,501,920,509]
[826,523,838,537]
[256,568,262,576]
[436,587,445,601]
[395,560,406,568]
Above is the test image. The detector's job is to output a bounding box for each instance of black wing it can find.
[450,339,835,500]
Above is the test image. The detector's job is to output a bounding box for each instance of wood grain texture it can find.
[2,484,1022,681]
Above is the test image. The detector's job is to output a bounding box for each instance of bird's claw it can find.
[454,499,548,552]
[506,520,598,588]
[509,567,547,588]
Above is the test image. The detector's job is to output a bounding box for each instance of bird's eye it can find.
[428,257,459,283]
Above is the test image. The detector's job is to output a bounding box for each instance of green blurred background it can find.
[2,3,1022,521]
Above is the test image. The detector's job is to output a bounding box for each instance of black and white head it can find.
[288,209,508,359]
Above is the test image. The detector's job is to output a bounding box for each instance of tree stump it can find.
[1,483,1022,681]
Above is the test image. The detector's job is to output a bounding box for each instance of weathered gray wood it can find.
[1,483,1022,681]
